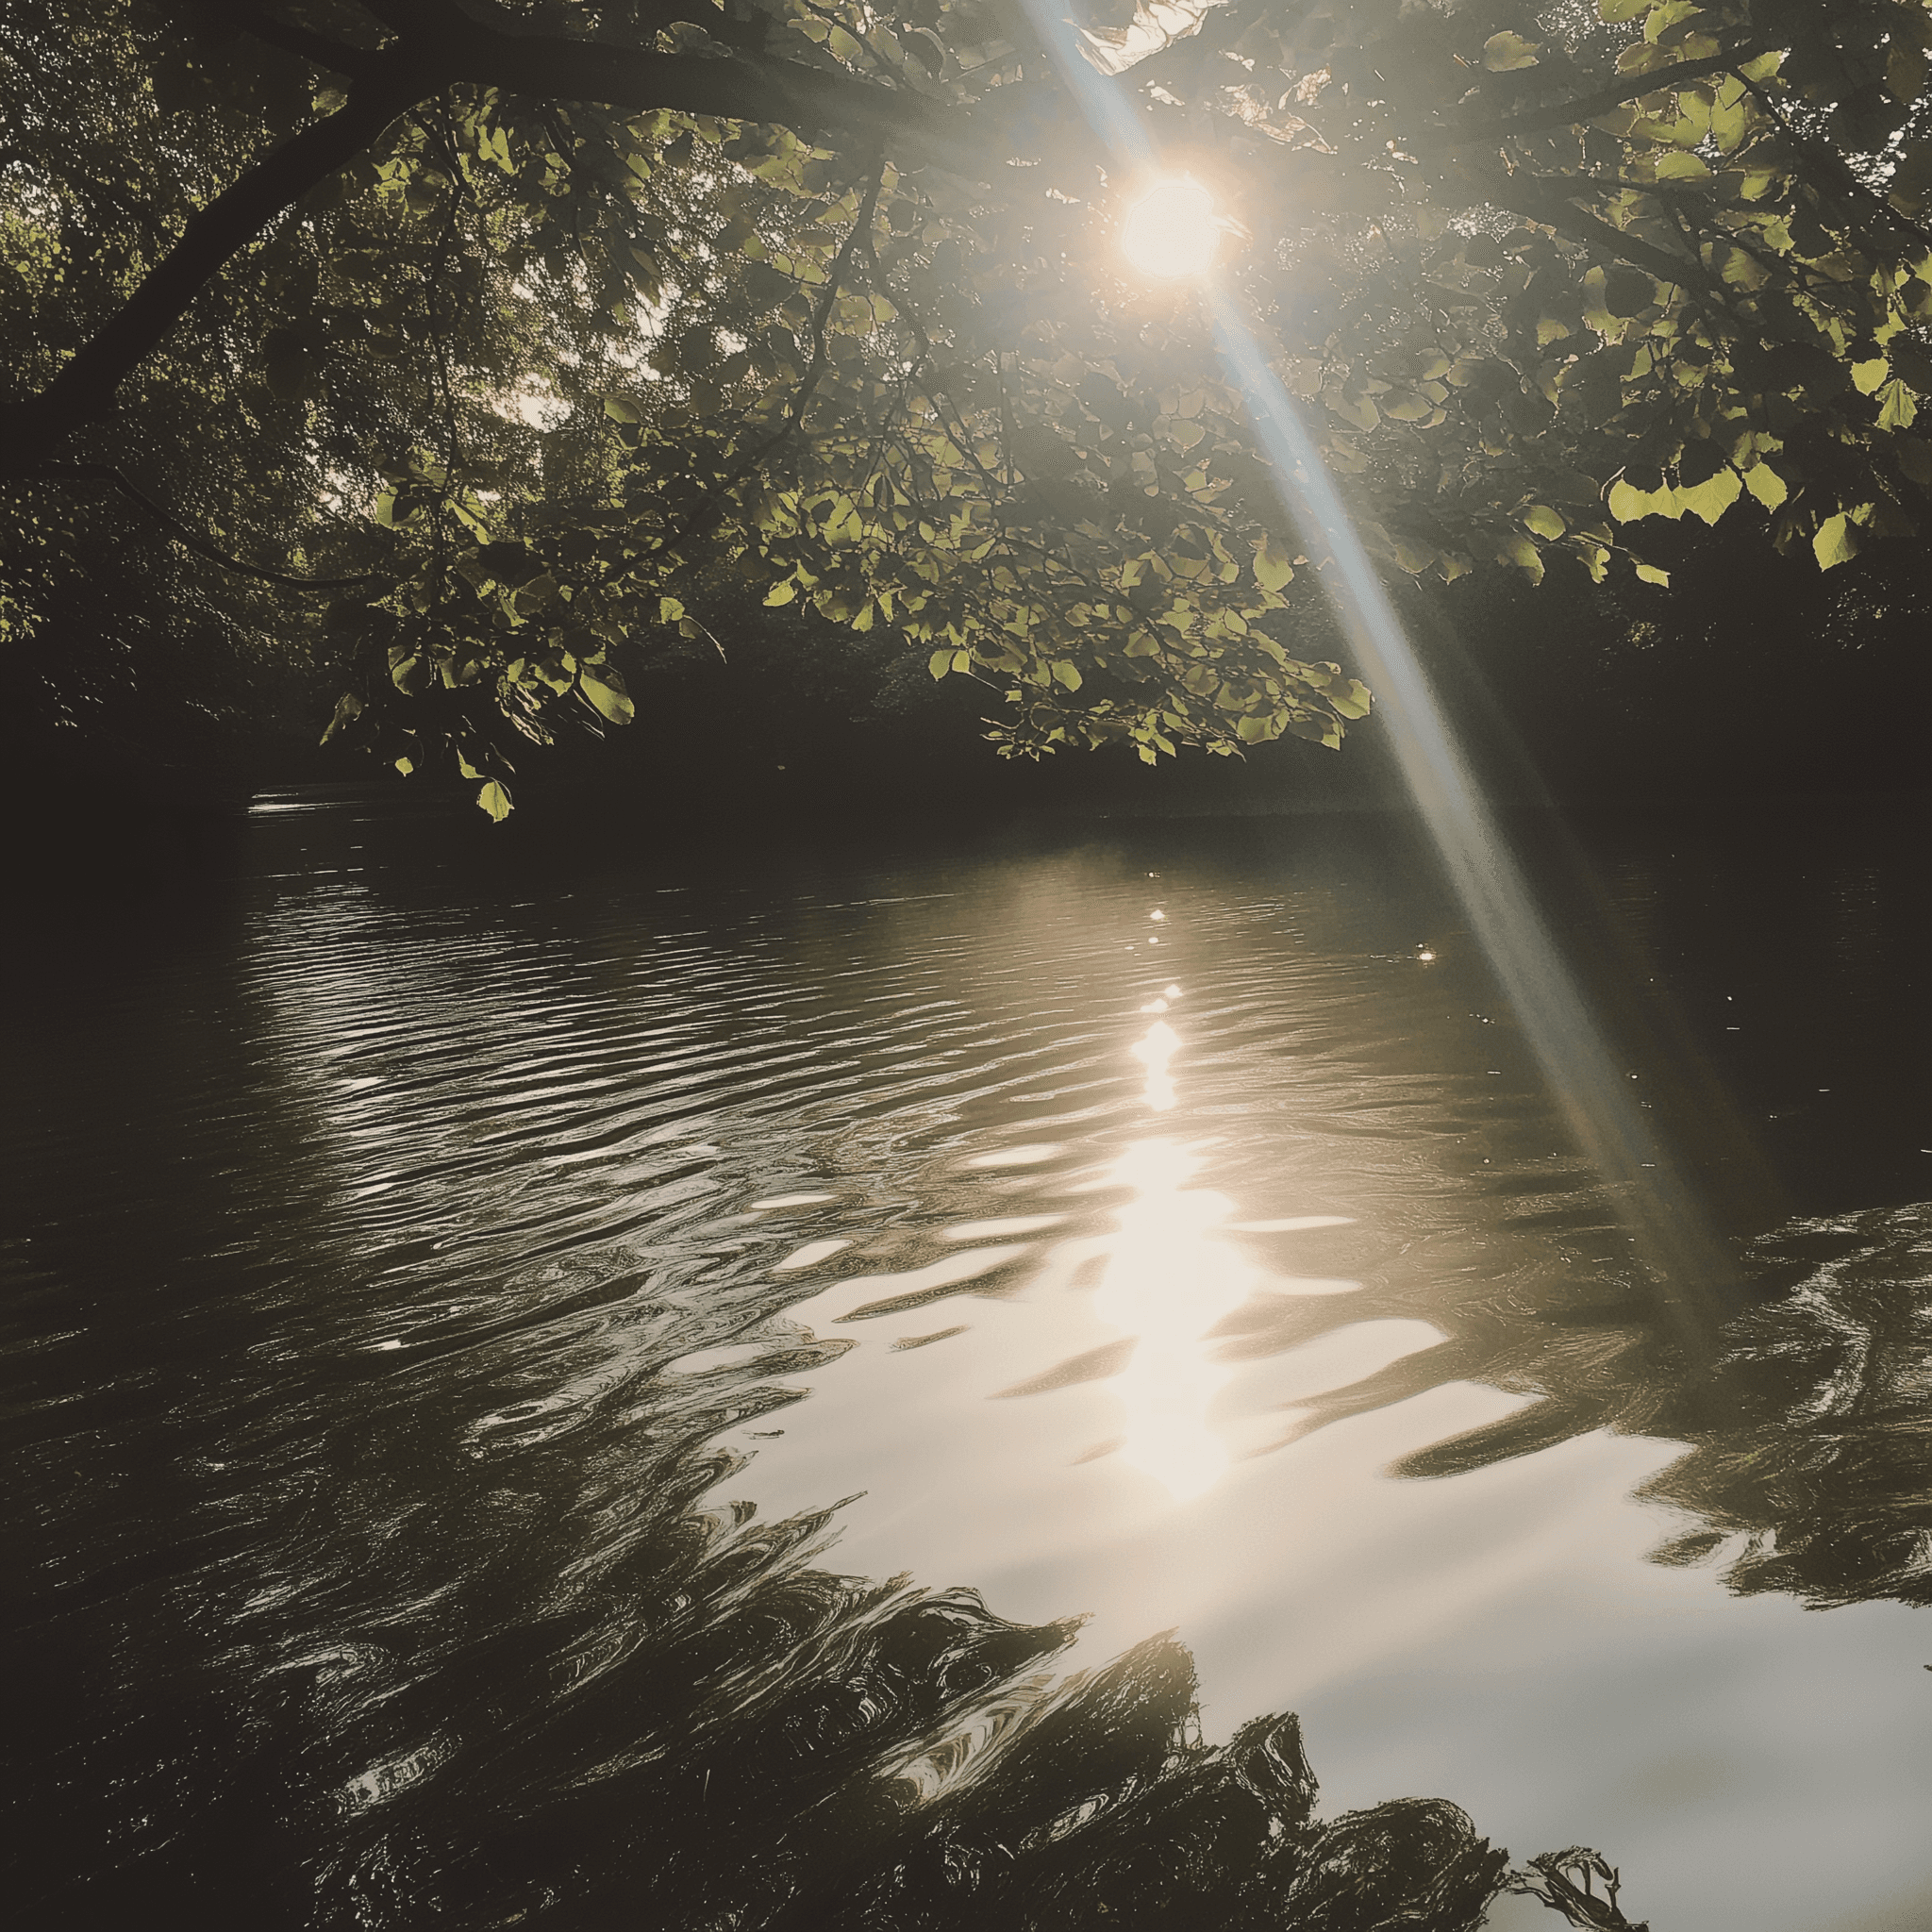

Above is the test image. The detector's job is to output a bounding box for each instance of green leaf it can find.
[1634,562,1671,586]
[1812,513,1859,570]
[1609,478,1678,523]
[476,780,513,821]
[1888,44,1925,106]
[1743,463,1789,509]
[1325,391,1379,431]
[1483,29,1541,71]
[1493,531,1544,583]
[1677,468,1741,526]
[579,666,636,724]
[1328,678,1372,721]
[1521,504,1566,540]
[603,393,642,424]
[1253,538,1295,591]
[1714,242,1769,291]
[1895,440,1932,486]
[320,691,362,743]
[764,580,796,606]
[389,649,429,694]
[1602,267,1656,318]
[928,649,954,679]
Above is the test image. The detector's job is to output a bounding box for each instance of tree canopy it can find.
[6,0,1931,813]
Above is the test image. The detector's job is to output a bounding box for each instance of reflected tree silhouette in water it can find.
[1508,1850,1649,1932]
[8,1288,1633,1930]
[1640,1204,1932,1609]
[1217,1193,1932,1614]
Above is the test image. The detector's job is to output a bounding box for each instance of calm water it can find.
[6,790,1930,1929]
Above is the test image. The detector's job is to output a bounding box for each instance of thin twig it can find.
[657,158,888,554]
[33,462,387,591]
[1738,73,1932,256]
[1459,45,1767,139]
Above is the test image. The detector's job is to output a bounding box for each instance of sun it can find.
[1120,176,1221,281]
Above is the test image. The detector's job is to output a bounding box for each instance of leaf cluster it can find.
[9,0,1932,810]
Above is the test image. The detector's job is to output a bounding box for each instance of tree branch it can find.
[2,69,427,472]
[3,5,1053,473]
[436,37,985,172]
[35,462,387,590]
[1738,73,1932,257]
[198,1,387,81]
[1458,46,1765,138]
[662,161,888,554]
[1478,167,1736,315]
[357,0,1020,165]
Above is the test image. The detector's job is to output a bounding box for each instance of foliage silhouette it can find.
[1208,1191,1932,1613]
[1639,1201,1932,1607]
[4,1224,1631,1930]
[8,3,1932,810]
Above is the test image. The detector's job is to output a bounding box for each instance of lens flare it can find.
[1122,177,1219,279]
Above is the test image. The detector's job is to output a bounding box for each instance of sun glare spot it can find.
[1130,1019,1180,1111]
[1121,176,1220,280]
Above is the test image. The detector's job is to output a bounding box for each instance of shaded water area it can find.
[6,789,1931,1929]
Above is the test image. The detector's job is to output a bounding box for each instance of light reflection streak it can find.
[1010,7,1727,1340]
[1206,291,1726,1341]
[1093,1139,1252,1499]
[1130,1018,1179,1110]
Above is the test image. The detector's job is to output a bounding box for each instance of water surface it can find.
[6,791,1929,1927]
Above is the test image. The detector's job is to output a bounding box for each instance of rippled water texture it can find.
[6,792,1930,1928]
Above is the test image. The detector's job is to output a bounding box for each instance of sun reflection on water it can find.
[1129,1019,1180,1111]
[1093,1138,1253,1500]
[1100,990,1251,1499]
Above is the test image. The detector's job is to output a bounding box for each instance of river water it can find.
[6,788,1930,1929]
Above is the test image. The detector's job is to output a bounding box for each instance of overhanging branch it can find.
[663,160,889,556]
[199,1,388,81]
[2,10,1032,474]
[38,462,388,590]
[1738,73,1932,257]
[3,70,428,472]
[1480,167,1734,313]
[1458,45,1766,138]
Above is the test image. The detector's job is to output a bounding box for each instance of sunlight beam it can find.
[1207,287,1726,1343]
[1010,0,1728,1339]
